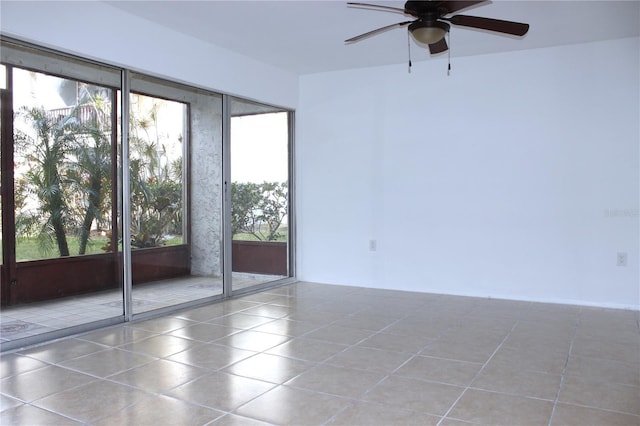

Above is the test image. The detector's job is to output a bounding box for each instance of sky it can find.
[231,112,289,184]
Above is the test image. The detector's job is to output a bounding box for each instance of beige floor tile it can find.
[451,316,516,333]
[394,355,483,387]
[241,304,292,319]
[328,401,441,425]
[447,389,553,425]
[363,375,465,416]
[92,394,223,426]
[575,322,639,340]
[507,322,574,347]
[327,345,412,374]
[304,324,374,345]
[32,380,151,423]
[77,325,157,346]
[525,303,581,321]
[210,413,272,425]
[236,385,351,425]
[0,394,23,412]
[286,309,351,324]
[504,332,573,353]
[470,303,529,319]
[58,348,155,377]
[174,306,225,322]
[559,376,640,415]
[207,313,275,330]
[17,339,106,364]
[357,304,415,320]
[223,353,314,384]
[0,404,81,425]
[119,334,197,358]
[551,402,640,426]
[166,343,256,370]
[175,303,241,322]
[107,358,207,392]
[266,337,348,362]
[471,363,561,400]
[331,313,402,331]
[580,307,638,324]
[358,332,434,354]
[168,371,275,411]
[421,339,499,364]
[383,318,450,339]
[571,336,640,364]
[487,344,568,375]
[513,319,577,336]
[251,318,322,337]
[0,353,49,379]
[169,323,241,342]
[221,300,262,312]
[565,355,640,387]
[286,364,385,398]
[214,330,290,352]
[443,326,509,345]
[438,418,480,426]
[0,365,96,402]
[235,292,283,304]
[129,317,194,334]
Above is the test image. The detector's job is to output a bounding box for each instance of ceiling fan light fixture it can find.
[409,20,449,45]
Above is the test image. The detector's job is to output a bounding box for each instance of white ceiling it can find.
[106,0,640,75]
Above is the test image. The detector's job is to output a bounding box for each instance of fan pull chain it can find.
[407,30,412,73]
[447,31,451,76]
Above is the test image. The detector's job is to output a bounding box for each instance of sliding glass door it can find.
[128,73,224,315]
[0,39,294,349]
[229,98,292,293]
[1,41,124,341]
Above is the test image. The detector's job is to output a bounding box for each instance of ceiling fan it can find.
[345,1,530,54]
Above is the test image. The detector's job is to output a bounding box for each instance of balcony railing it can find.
[46,104,108,126]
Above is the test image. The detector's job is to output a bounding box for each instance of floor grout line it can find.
[435,319,521,426]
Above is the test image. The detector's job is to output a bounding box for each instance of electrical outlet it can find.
[369,240,377,252]
[617,252,628,267]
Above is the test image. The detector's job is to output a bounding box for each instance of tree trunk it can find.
[78,177,101,255]
[52,217,69,256]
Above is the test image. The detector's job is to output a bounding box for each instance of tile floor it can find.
[1,273,283,344]
[1,281,639,425]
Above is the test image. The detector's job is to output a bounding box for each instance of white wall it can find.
[0,1,298,108]
[297,37,640,309]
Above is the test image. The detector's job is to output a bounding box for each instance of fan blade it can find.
[347,2,407,14]
[429,38,448,54]
[438,1,486,14]
[345,20,413,43]
[448,15,529,36]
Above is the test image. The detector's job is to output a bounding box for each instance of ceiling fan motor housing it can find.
[404,1,444,16]
[409,20,450,45]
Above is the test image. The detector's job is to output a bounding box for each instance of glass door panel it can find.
[129,74,223,315]
[0,43,123,344]
[229,98,291,292]
[0,64,6,307]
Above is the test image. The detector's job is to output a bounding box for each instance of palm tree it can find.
[69,128,111,254]
[67,92,113,255]
[14,106,80,257]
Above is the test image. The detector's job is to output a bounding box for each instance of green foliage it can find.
[67,93,113,255]
[13,85,116,260]
[128,98,184,249]
[12,86,183,260]
[14,106,80,257]
[14,235,109,262]
[231,181,287,241]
